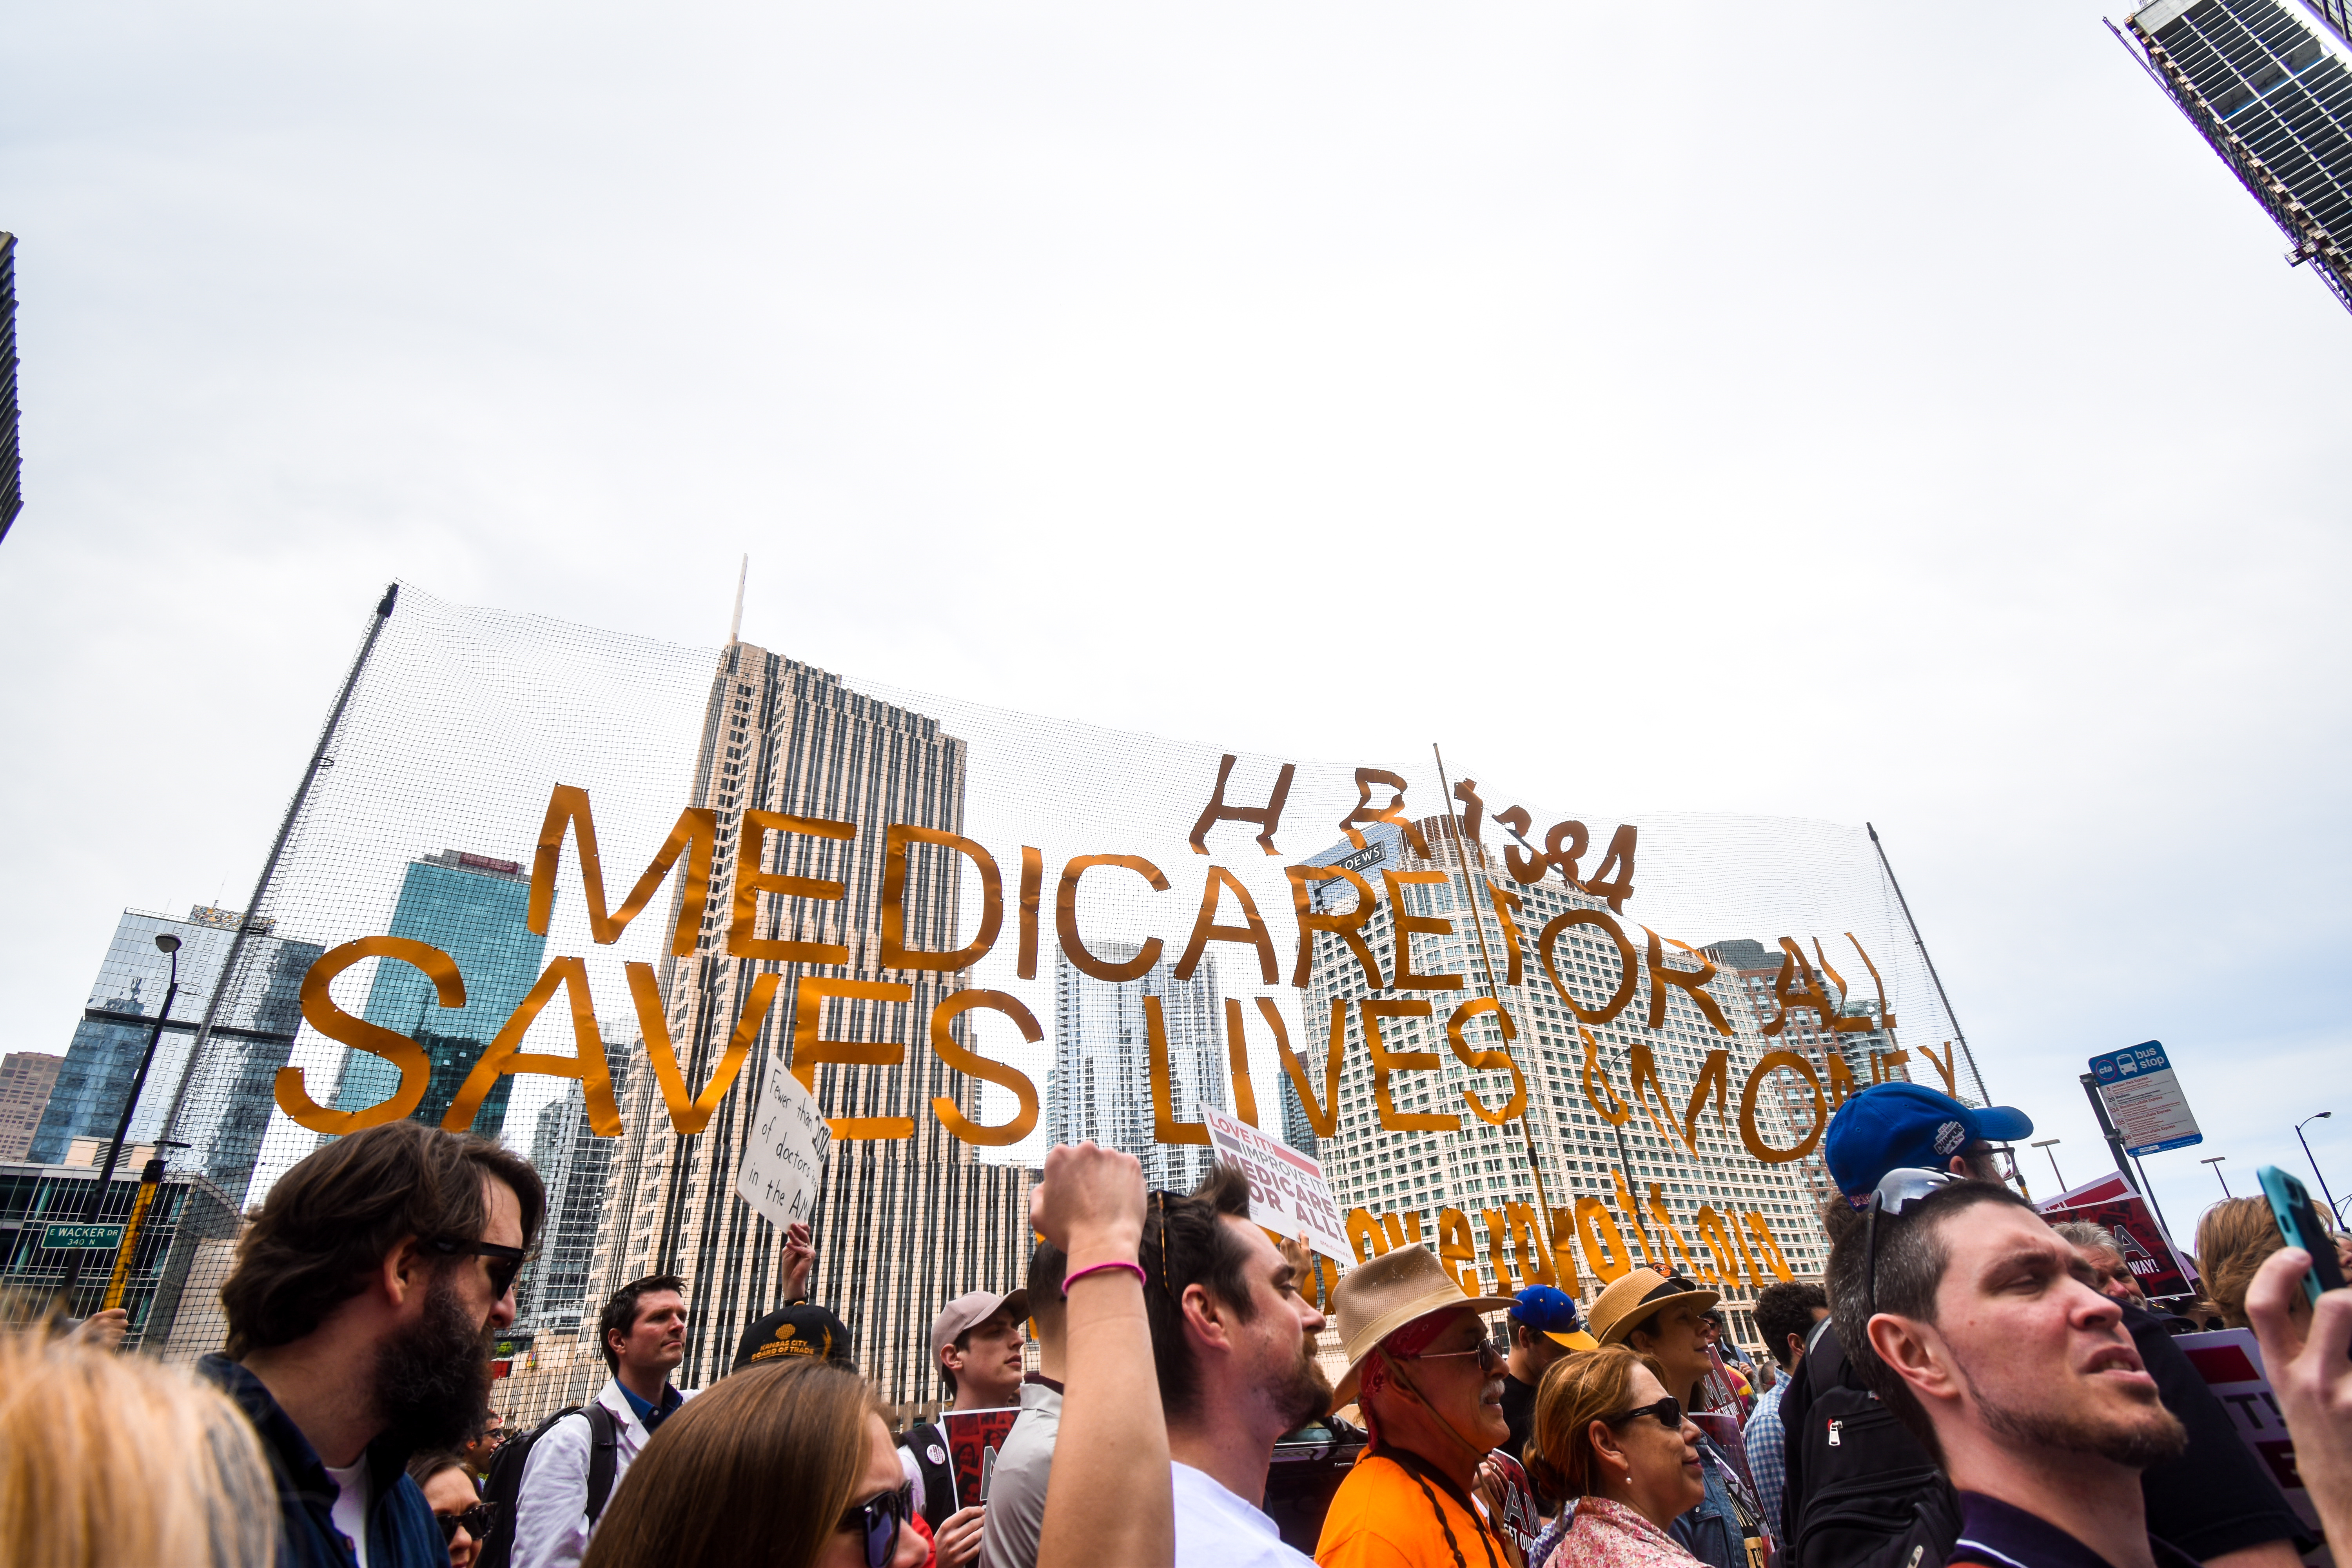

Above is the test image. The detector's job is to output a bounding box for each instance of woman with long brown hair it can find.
[1522,1346,1707,1568]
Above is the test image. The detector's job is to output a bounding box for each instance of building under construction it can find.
[2114,0,2352,315]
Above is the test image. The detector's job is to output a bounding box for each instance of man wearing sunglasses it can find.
[1830,1170,2196,1568]
[200,1121,544,1568]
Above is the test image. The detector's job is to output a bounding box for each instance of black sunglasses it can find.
[437,1503,496,1542]
[1608,1395,1684,1432]
[428,1237,529,1297]
[838,1483,913,1568]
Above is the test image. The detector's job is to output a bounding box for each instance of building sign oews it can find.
[2089,1040,2202,1157]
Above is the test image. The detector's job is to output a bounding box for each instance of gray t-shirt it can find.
[976,1379,1062,1568]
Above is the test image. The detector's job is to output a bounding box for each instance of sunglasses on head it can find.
[838,1483,913,1568]
[427,1237,528,1297]
[1863,1167,1965,1318]
[1608,1395,1684,1432]
[437,1503,495,1542]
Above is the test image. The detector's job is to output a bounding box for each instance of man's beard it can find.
[1961,1352,2188,1469]
[1272,1326,1335,1432]
[374,1271,494,1454]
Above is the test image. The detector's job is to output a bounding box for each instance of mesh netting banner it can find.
[141,582,1974,1406]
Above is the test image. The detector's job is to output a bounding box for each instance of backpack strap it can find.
[584,1403,621,1524]
[897,1422,957,1531]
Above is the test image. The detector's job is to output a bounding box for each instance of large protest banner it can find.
[133,582,1980,1402]
[2037,1173,2199,1300]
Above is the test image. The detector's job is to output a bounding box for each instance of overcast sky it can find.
[6,0,2349,1238]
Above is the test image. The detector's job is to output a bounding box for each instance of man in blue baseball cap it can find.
[1498,1285,1596,1482]
[1822,1081,2034,1199]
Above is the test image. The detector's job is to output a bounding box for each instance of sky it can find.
[4,0,2350,1243]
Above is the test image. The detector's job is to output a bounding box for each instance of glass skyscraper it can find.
[2120,0,2352,313]
[331,850,547,1139]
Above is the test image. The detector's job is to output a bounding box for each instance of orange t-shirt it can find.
[1316,1452,1513,1568]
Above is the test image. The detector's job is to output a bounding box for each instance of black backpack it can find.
[1780,1323,1958,1568]
[476,1403,621,1568]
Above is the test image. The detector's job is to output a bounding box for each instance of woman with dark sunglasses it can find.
[406,1451,494,1568]
[1522,1346,1708,1568]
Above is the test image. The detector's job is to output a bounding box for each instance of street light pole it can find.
[55,931,181,1316]
[2295,1112,2337,1218]
[2031,1138,2067,1191]
[2200,1156,2230,1198]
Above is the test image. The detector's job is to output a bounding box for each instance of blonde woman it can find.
[1523,1346,1706,1568]
[0,1329,279,1568]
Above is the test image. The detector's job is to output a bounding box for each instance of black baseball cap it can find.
[732,1303,857,1374]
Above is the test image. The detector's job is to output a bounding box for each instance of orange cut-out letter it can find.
[1644,927,1733,1036]
[1538,909,1639,1024]
[1382,869,1464,991]
[443,958,619,1136]
[529,786,719,956]
[1274,998,1345,1139]
[1017,847,1043,980]
[881,825,1003,971]
[1056,854,1169,982]
[280,938,464,1136]
[628,962,771,1136]
[1738,1049,1826,1163]
[1188,754,1297,856]
[1285,863,1383,989]
[792,976,917,1139]
[1574,1195,1633,1284]
[1338,769,1430,856]
[730,813,857,963]
[1362,998,1454,1132]
[1174,867,1279,984]
[928,991,1043,1147]
[1445,997,1526,1123]
[1220,998,1262,1127]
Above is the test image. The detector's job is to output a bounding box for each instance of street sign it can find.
[42,1222,125,1251]
[2089,1041,2203,1157]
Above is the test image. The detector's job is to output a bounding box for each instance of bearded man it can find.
[1831,1171,2195,1568]
[1316,1247,1520,1568]
[203,1121,544,1568]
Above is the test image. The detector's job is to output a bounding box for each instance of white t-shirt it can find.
[324,1454,370,1568]
[1170,1459,1315,1568]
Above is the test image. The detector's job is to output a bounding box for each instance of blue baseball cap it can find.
[1824,1082,2033,1197]
[1509,1285,1599,1351]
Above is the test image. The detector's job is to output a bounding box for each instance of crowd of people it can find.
[7,1081,2352,1568]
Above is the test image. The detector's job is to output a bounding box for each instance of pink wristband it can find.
[1060,1259,1146,1290]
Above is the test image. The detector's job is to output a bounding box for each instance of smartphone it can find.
[2257,1165,2349,1309]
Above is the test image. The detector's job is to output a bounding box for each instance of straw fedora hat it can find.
[1587,1268,1720,1347]
[1328,1246,1516,1408]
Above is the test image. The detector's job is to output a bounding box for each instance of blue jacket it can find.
[1670,1432,1750,1568]
[198,1354,450,1568]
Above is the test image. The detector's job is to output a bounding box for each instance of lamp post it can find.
[2031,1138,2067,1191]
[2200,1155,2231,1197]
[55,931,181,1316]
[2296,1112,2338,1221]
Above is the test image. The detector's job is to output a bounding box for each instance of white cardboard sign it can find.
[735,1054,833,1232]
[1201,1104,1351,1262]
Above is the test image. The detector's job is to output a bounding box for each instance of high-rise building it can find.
[588,643,1031,1404]
[330,850,547,1140]
[1301,818,1831,1347]
[0,1053,62,1162]
[520,1053,628,1336]
[1047,943,1227,1192]
[2117,0,2352,313]
[1,232,19,544]
[34,907,321,1197]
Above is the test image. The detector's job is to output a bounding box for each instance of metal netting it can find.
[104,580,1974,1405]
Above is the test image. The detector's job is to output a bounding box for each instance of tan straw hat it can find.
[1586,1267,1720,1347]
[1328,1245,1516,1408]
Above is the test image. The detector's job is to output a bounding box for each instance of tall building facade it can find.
[587,644,1031,1404]
[521,1058,626,1336]
[1301,819,1830,1349]
[330,849,547,1139]
[1047,943,1227,1192]
[0,1053,62,1162]
[34,907,320,1200]
[2119,0,2352,313]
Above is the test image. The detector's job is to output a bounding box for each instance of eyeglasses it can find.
[1394,1339,1506,1372]
[427,1237,529,1298]
[1608,1395,1684,1432]
[437,1503,495,1542]
[1152,1190,1176,1296]
[838,1483,913,1568]
[1863,1167,1964,1318]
